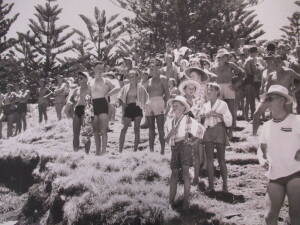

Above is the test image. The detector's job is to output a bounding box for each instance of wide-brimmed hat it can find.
[185,60,208,81]
[263,85,293,104]
[178,79,201,95]
[103,71,116,79]
[216,48,230,58]
[167,95,190,114]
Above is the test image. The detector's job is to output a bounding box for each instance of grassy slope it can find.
[0,106,290,225]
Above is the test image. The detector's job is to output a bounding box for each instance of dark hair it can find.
[94,61,104,67]
[78,71,88,79]
[249,46,258,54]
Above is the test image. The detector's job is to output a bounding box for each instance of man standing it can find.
[212,49,244,136]
[67,72,91,152]
[90,62,119,155]
[145,57,170,155]
[15,82,30,134]
[253,56,300,135]
[259,85,300,225]
[37,79,52,124]
[244,46,261,120]
[53,75,68,120]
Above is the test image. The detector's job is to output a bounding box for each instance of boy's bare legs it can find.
[216,143,228,192]
[169,169,179,206]
[133,116,142,151]
[205,143,215,191]
[93,116,101,155]
[99,113,109,154]
[119,117,131,152]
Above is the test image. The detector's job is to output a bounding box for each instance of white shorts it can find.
[219,83,235,99]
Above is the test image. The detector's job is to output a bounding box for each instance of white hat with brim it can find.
[216,48,230,58]
[185,67,208,81]
[167,95,191,114]
[262,85,293,104]
[178,79,201,95]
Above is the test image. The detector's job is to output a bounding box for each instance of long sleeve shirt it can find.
[165,114,205,146]
[200,99,232,128]
[118,83,149,109]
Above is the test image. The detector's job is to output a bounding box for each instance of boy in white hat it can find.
[165,95,205,210]
[259,85,300,225]
[178,79,206,185]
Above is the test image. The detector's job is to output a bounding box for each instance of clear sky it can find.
[4,0,299,41]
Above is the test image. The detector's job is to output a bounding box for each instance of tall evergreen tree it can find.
[0,0,19,55]
[14,32,42,78]
[280,1,300,47]
[73,7,126,65]
[25,0,74,78]
[111,0,264,56]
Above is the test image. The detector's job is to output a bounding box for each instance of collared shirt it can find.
[200,99,232,128]
[165,114,205,146]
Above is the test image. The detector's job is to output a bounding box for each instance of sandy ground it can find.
[0,106,291,225]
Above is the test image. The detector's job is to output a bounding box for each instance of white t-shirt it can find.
[259,114,300,180]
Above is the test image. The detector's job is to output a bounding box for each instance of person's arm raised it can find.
[105,79,120,97]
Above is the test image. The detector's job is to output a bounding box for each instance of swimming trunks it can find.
[17,103,27,114]
[3,104,17,116]
[74,105,85,118]
[145,96,165,116]
[270,171,300,186]
[219,83,235,99]
[170,141,193,169]
[92,98,108,115]
[124,103,143,120]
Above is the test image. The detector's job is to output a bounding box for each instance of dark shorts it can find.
[3,104,17,116]
[92,98,108,115]
[124,103,143,120]
[203,123,227,144]
[38,102,48,112]
[170,141,193,170]
[270,171,300,186]
[17,103,27,114]
[74,105,85,118]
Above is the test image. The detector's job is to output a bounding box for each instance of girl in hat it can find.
[201,82,232,193]
[165,95,205,210]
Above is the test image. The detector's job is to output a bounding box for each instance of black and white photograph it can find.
[0,0,300,224]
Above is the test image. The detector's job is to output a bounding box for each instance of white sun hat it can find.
[264,85,293,104]
[167,95,191,114]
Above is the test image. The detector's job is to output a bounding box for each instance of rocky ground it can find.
[0,106,290,225]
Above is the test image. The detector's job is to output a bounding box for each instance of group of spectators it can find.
[1,40,300,224]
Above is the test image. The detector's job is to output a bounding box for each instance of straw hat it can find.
[263,85,293,104]
[216,48,230,58]
[185,60,208,81]
[167,95,191,114]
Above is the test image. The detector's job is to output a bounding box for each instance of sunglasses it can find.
[265,95,282,102]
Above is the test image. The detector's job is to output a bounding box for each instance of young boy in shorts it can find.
[165,95,205,210]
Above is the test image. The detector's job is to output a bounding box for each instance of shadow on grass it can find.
[167,199,219,225]
[204,190,245,204]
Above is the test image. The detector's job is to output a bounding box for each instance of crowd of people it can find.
[1,40,300,224]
